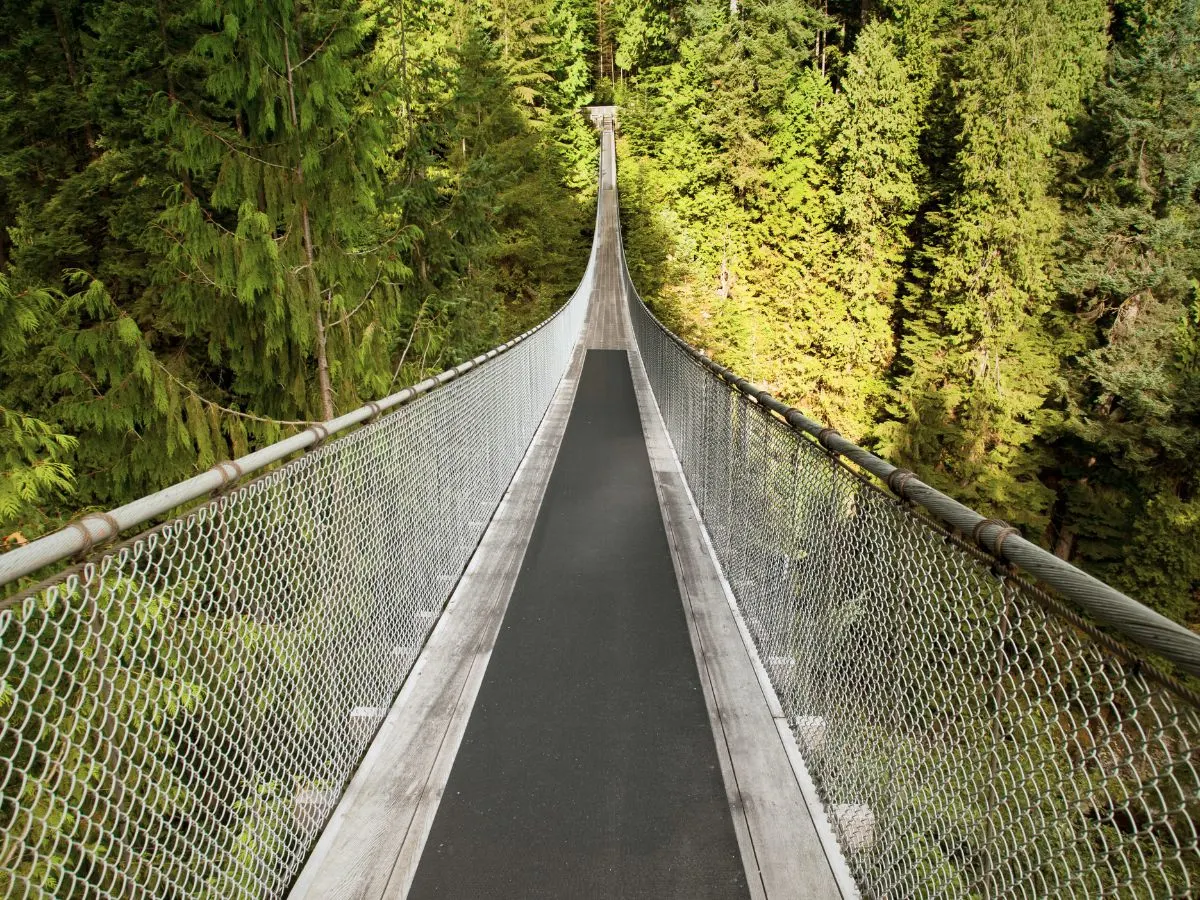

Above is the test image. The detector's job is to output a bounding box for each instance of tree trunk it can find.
[52,1,97,157]
[283,24,335,420]
[1053,526,1076,561]
[315,300,335,421]
[398,0,413,144]
[597,0,606,82]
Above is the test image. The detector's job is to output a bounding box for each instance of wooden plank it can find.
[626,333,851,900]
[288,340,586,900]
[377,642,496,899]
[772,718,859,892]
[582,129,632,352]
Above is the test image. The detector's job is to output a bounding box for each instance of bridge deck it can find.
[408,348,747,898]
[290,126,849,899]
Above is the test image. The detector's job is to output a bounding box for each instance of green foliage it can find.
[0,0,590,545]
[825,21,922,435]
[0,408,77,534]
[1054,0,1200,626]
[0,44,595,895]
[610,0,676,73]
[2,1,1198,894]
[0,11,594,887]
[886,0,1109,527]
[0,275,76,534]
[614,0,1197,631]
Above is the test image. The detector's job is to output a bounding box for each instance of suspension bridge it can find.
[2,113,1199,899]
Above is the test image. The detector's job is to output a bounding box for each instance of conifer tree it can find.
[150,0,410,422]
[0,0,198,513]
[0,2,96,534]
[612,0,1200,637]
[825,21,922,436]
[753,68,840,409]
[1055,0,1200,622]
[884,0,1108,527]
[546,0,601,189]
[618,0,830,385]
[0,277,75,537]
[0,0,592,541]
[611,0,676,74]
[0,0,97,270]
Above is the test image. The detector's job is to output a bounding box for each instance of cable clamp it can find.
[67,512,121,558]
[816,427,841,450]
[305,424,330,451]
[886,468,917,500]
[971,517,1021,559]
[208,460,245,497]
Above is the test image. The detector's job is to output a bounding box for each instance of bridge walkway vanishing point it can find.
[289,120,849,899]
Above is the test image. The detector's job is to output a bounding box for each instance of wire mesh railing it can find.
[626,279,1200,896]
[0,279,590,897]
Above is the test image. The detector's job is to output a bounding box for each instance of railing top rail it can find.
[610,178,1200,679]
[0,281,588,592]
[0,119,602,900]
[631,292,1200,677]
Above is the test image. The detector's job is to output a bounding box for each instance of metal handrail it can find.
[0,149,607,594]
[0,129,604,900]
[611,168,1200,681]
[0,316,553,588]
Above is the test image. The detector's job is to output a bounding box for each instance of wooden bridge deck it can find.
[289,125,851,900]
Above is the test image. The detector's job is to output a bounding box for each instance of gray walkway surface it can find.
[407,351,748,898]
[288,121,847,900]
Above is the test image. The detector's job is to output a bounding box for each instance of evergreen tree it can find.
[546,0,601,189]
[0,0,199,515]
[753,68,840,411]
[883,0,1108,528]
[617,0,832,398]
[825,21,922,437]
[610,0,677,75]
[0,0,97,271]
[0,0,590,544]
[1055,0,1200,623]
[0,276,75,537]
[152,0,410,422]
[0,2,91,534]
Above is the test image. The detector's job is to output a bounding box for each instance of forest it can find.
[1,0,1197,635]
[609,0,1200,636]
[0,0,597,548]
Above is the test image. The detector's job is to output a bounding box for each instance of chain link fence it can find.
[627,287,1200,898]
[0,282,588,897]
